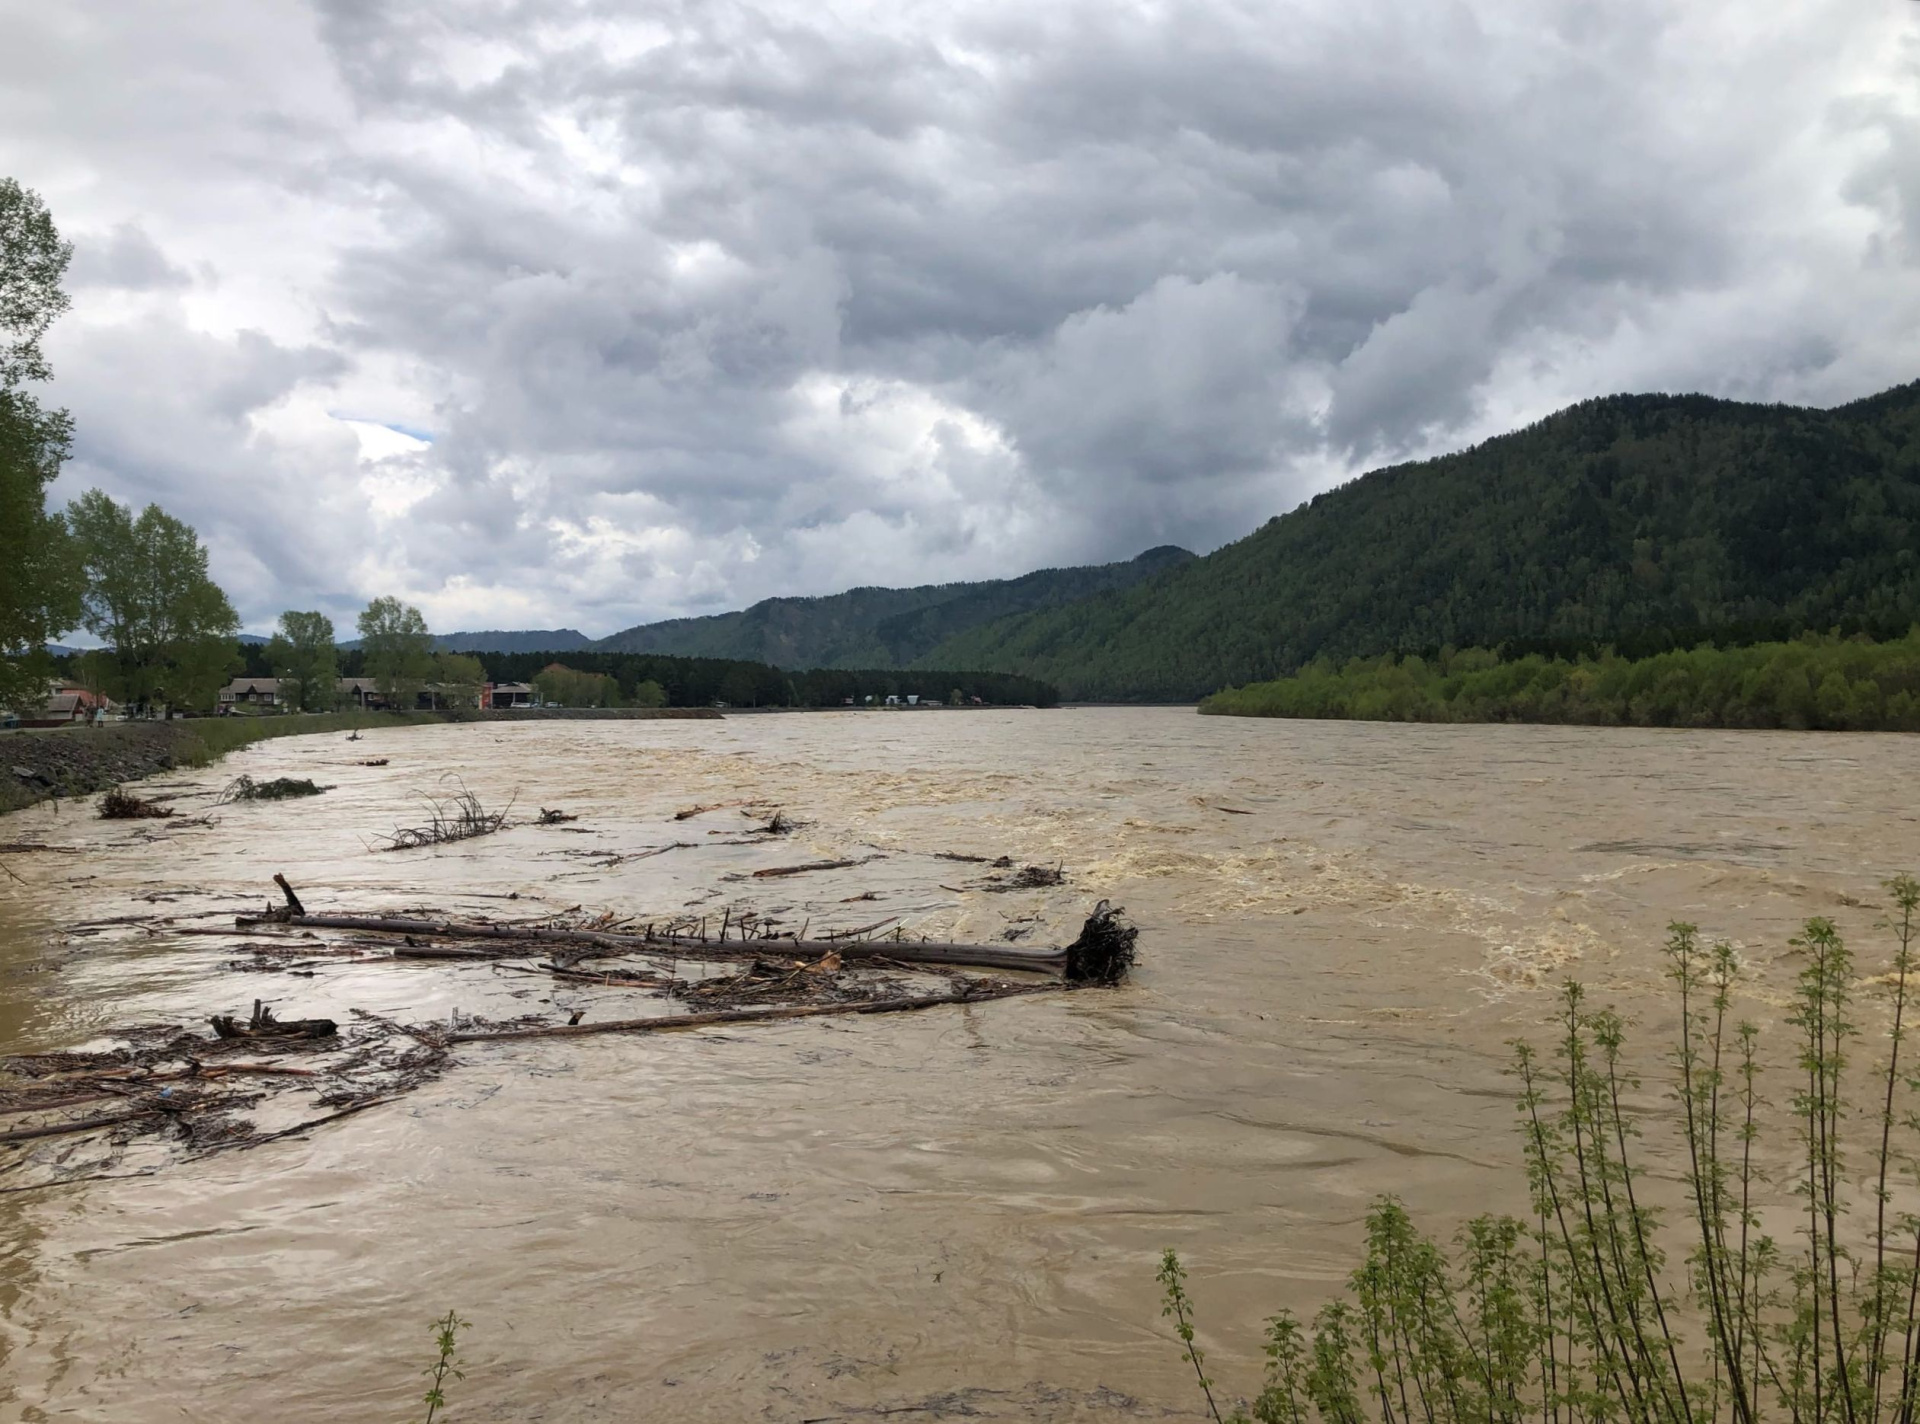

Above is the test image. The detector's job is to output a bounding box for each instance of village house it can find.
[217,677,281,710]
[482,682,534,708]
[337,678,386,710]
[21,684,115,728]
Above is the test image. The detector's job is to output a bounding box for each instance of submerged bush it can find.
[1165,876,1920,1424]
[98,786,171,819]
[217,774,327,803]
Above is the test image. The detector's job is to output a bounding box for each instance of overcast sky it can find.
[3,1,1917,637]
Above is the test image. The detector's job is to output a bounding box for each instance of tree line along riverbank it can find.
[0,708,719,814]
[1198,628,1920,730]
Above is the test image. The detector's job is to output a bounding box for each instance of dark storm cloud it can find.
[3,0,1916,632]
[66,223,194,291]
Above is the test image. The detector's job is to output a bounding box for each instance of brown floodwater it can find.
[1,708,1917,1421]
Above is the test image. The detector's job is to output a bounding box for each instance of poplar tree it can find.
[0,177,81,711]
[268,610,339,712]
[358,596,434,709]
[67,491,241,713]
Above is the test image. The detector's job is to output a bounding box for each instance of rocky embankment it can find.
[2,707,721,814]
[4,723,201,812]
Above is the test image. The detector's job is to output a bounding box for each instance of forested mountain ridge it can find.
[591,545,1194,668]
[334,629,593,654]
[915,381,1920,700]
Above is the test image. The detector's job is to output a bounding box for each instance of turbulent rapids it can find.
[2,708,1917,1421]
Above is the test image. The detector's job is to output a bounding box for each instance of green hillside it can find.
[917,382,1920,700]
[592,545,1193,668]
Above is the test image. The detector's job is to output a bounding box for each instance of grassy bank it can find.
[1199,629,1920,730]
[173,711,453,766]
[1,707,720,813]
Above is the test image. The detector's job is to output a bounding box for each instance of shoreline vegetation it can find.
[1161,879,1920,1424]
[1198,628,1920,731]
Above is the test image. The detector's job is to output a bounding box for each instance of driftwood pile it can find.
[1,873,1138,1190]
[0,1008,459,1176]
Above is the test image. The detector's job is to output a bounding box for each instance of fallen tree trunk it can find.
[241,912,1070,975]
[0,1108,156,1145]
[211,1000,337,1040]
[450,981,1063,1044]
[750,858,864,879]
[249,881,1138,984]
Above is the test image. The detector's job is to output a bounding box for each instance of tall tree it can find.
[432,651,486,708]
[0,178,81,711]
[267,610,339,712]
[68,491,241,713]
[357,596,433,709]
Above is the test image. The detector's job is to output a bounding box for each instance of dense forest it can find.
[592,546,1192,668]
[469,651,1058,709]
[1198,630,1920,730]
[225,643,1058,709]
[919,382,1920,700]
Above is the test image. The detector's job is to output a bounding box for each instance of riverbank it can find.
[0,707,721,813]
[1199,630,1920,730]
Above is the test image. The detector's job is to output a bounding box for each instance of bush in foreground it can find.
[1165,876,1920,1424]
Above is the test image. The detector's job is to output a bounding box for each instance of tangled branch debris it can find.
[218,775,329,804]
[378,779,512,850]
[2,875,1137,1188]
[0,1007,461,1182]
[99,787,172,819]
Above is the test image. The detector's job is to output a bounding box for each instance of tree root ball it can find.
[1063,900,1137,985]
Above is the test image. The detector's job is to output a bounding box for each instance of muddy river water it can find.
[2,707,1918,1421]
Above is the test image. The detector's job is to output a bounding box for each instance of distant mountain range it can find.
[590,546,1195,668]
[431,628,593,654]
[334,628,594,654]
[146,378,1920,703]
[923,379,1920,699]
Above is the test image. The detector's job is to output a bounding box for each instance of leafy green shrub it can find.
[1164,876,1920,1424]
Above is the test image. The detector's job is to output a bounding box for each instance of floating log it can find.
[246,912,1060,976]
[249,883,1137,984]
[0,1108,156,1145]
[750,857,861,879]
[540,964,670,987]
[388,944,521,961]
[450,981,1063,1044]
[244,909,1135,982]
